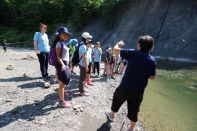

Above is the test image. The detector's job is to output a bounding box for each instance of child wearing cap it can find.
[93,42,102,77]
[85,39,94,86]
[112,40,125,79]
[105,47,114,82]
[78,32,93,96]
[106,35,156,131]
[51,27,71,108]
[67,38,78,73]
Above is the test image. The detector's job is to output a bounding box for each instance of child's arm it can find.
[56,47,65,71]
[113,40,124,54]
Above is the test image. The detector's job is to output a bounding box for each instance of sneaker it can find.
[111,76,116,80]
[107,78,111,82]
[87,82,94,86]
[127,126,139,131]
[92,74,95,77]
[59,100,71,108]
[43,76,51,82]
[80,92,90,96]
[105,112,114,122]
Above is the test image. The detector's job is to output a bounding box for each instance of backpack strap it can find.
[78,44,87,62]
[78,44,84,62]
[60,42,64,57]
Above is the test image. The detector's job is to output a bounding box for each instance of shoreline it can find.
[1,46,197,63]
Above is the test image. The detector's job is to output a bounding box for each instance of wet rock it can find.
[43,81,50,88]
[6,65,14,70]
[73,104,81,110]
[21,55,37,60]
[5,99,12,102]
[23,73,29,77]
[80,108,83,112]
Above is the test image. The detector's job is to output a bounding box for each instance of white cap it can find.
[82,32,92,39]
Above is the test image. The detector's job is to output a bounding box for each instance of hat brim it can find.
[55,32,72,36]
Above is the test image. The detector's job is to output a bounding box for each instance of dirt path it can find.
[0,48,143,131]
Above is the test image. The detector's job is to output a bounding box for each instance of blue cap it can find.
[71,38,78,45]
[67,38,78,46]
[56,27,71,36]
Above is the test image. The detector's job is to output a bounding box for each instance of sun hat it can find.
[56,27,71,36]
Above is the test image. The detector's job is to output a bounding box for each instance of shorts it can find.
[111,87,143,122]
[55,61,71,85]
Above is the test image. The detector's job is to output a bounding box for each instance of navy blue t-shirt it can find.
[119,49,156,95]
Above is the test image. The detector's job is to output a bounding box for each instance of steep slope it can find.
[85,0,197,60]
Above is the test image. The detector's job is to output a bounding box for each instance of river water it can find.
[140,59,197,131]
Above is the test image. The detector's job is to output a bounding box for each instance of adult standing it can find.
[78,32,92,96]
[33,23,50,81]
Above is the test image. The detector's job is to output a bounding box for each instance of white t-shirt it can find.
[56,42,69,62]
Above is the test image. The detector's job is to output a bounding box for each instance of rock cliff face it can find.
[85,0,197,60]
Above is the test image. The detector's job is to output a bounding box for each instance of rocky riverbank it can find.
[0,48,143,131]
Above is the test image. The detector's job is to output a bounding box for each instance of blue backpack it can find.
[48,42,63,66]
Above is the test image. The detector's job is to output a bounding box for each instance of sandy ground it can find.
[0,47,143,131]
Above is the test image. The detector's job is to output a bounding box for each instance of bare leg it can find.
[71,65,74,73]
[128,121,136,131]
[58,82,65,101]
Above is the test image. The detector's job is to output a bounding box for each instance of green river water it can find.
[140,60,197,131]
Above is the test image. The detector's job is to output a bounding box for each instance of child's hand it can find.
[36,50,41,54]
[61,65,66,71]
[117,40,125,47]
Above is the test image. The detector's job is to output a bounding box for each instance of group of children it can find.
[33,23,156,131]
[103,41,128,82]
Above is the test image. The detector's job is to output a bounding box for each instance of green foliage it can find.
[0,0,129,41]
[0,0,11,25]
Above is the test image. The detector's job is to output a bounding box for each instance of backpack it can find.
[72,44,84,66]
[48,42,63,66]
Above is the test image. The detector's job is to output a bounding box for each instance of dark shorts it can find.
[55,61,71,85]
[111,87,143,122]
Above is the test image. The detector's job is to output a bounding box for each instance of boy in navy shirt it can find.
[106,35,156,131]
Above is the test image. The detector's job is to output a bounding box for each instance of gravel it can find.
[0,48,144,131]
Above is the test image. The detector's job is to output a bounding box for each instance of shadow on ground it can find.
[0,92,58,128]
